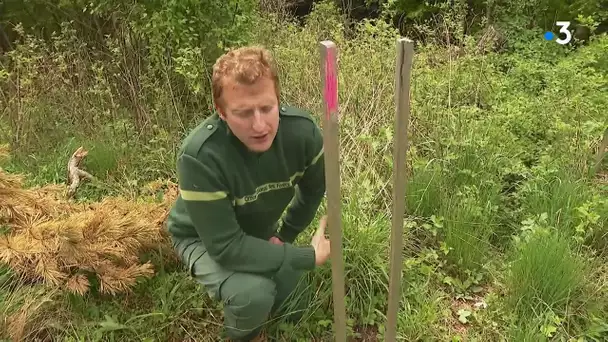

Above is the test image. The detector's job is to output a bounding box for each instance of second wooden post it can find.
[385,37,414,341]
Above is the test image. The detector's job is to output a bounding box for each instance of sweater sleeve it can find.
[277,121,326,243]
[177,152,316,275]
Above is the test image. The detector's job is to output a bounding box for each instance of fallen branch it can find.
[66,146,94,199]
[593,127,608,175]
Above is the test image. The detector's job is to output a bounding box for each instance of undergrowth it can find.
[0,1,607,341]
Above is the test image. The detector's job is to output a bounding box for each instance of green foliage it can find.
[519,170,590,234]
[0,0,259,153]
[503,225,603,341]
[508,225,588,315]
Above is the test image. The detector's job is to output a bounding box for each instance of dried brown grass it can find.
[0,148,179,296]
[1,286,62,342]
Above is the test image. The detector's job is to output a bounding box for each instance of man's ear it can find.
[214,103,226,120]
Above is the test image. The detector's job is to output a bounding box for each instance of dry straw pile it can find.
[0,144,178,295]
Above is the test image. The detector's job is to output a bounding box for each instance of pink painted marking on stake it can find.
[324,49,338,119]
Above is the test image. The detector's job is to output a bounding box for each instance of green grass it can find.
[508,229,588,319]
[1,1,608,341]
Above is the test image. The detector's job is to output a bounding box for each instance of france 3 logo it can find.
[544,21,572,45]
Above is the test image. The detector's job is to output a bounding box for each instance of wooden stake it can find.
[320,40,347,342]
[385,37,414,342]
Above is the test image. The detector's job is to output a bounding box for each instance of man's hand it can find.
[269,236,284,245]
[311,215,330,266]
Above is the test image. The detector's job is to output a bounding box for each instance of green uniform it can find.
[166,105,326,341]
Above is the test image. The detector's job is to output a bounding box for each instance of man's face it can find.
[217,76,279,153]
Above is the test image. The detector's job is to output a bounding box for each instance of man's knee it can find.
[220,273,277,340]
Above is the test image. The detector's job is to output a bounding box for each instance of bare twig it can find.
[66,146,94,199]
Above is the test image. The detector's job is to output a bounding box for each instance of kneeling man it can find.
[166,46,331,341]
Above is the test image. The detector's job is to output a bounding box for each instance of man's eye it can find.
[236,110,252,117]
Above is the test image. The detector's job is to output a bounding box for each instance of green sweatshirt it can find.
[166,105,326,277]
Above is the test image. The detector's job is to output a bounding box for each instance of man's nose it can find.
[252,111,265,131]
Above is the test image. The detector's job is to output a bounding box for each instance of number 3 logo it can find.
[555,21,572,45]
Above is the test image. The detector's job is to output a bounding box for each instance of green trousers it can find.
[173,237,311,341]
